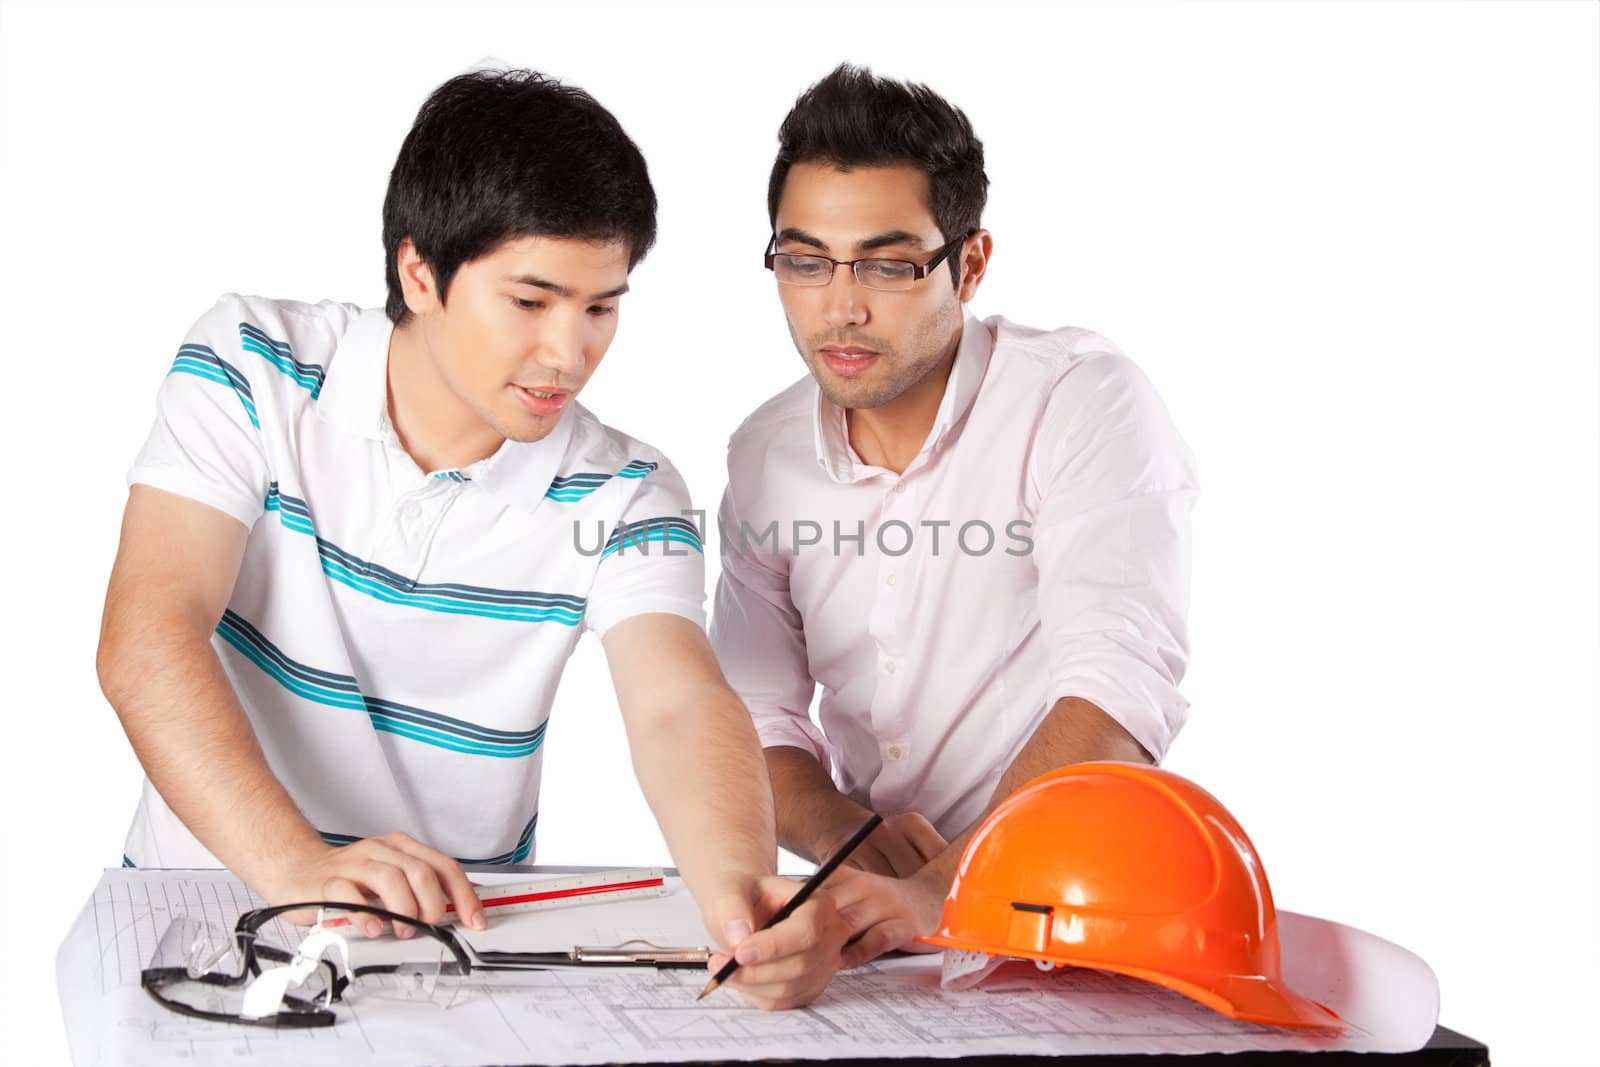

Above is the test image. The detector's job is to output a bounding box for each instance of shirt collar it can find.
[468,409,575,515]
[316,307,393,441]
[812,311,995,483]
[316,306,574,514]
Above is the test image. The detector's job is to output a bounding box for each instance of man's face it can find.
[771,162,965,411]
[408,235,630,443]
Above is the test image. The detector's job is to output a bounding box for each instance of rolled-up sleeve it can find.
[709,471,826,763]
[1032,352,1200,761]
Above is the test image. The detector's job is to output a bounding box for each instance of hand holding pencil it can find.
[698,813,884,1003]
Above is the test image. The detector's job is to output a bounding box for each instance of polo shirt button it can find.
[885,574,897,587]
[886,745,904,761]
[884,661,897,674]
[404,504,422,520]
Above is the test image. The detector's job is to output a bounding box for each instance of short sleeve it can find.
[127,297,272,528]
[1032,352,1200,761]
[582,453,707,637]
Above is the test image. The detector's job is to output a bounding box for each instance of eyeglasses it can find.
[142,901,714,1028]
[141,902,473,1028]
[764,232,971,291]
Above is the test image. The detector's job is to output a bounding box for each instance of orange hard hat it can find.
[919,761,1340,1030]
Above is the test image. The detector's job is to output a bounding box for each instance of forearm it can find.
[990,696,1149,809]
[626,685,778,904]
[98,612,323,895]
[765,745,872,863]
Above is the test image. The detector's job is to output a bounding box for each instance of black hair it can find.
[767,64,987,286]
[382,69,656,324]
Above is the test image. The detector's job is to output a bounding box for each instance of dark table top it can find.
[552,1025,1487,1067]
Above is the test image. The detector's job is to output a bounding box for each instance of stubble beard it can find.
[486,396,562,444]
[445,379,565,446]
[791,307,959,412]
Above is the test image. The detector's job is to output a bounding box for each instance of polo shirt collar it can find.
[316,307,393,441]
[316,307,573,513]
[470,411,575,514]
[812,311,994,483]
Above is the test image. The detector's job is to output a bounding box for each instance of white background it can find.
[1,1,1595,1063]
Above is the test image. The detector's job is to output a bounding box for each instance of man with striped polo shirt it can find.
[96,69,846,1010]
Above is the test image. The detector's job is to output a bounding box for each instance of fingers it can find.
[850,814,946,878]
[840,917,919,970]
[317,876,384,938]
[823,867,945,965]
[702,887,758,954]
[818,865,893,922]
[347,850,423,936]
[280,833,477,940]
[843,843,900,878]
[382,833,485,931]
[831,877,906,939]
[894,813,949,865]
[824,870,924,969]
[278,876,360,934]
[873,831,927,878]
[717,880,849,1010]
[732,893,828,967]
[380,848,446,929]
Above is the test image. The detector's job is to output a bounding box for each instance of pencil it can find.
[697,812,884,1001]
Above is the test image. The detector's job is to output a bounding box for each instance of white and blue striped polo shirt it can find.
[122,293,706,869]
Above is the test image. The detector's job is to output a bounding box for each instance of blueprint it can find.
[57,868,1438,1066]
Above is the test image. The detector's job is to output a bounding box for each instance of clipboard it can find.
[468,938,710,970]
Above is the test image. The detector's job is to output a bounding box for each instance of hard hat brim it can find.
[917,934,1342,1032]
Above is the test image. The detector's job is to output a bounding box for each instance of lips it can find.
[511,383,570,417]
[820,346,880,378]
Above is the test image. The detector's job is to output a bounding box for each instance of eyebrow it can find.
[505,274,630,301]
[775,228,930,254]
[857,230,929,253]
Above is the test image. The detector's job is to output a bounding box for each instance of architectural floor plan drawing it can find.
[57,868,1438,1066]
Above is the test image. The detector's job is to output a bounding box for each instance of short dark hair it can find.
[382,69,656,324]
[767,64,987,285]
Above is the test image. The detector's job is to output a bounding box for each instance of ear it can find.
[395,238,442,317]
[956,230,993,303]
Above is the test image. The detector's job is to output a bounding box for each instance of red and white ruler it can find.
[447,867,670,921]
[318,868,670,929]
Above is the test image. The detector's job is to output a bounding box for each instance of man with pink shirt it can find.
[710,64,1200,966]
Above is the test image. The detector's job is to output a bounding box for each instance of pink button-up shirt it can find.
[709,315,1199,840]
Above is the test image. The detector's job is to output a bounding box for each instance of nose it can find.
[822,264,868,330]
[535,309,588,379]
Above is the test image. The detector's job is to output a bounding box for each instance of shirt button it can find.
[404,504,422,520]
[884,661,897,674]
[885,574,897,588]
[886,745,904,761]
[893,483,905,494]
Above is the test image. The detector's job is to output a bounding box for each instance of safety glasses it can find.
[141,902,473,1028]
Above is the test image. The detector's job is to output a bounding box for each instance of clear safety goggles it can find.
[141,902,472,1028]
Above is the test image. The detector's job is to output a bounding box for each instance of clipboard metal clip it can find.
[573,939,711,964]
[467,938,710,970]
